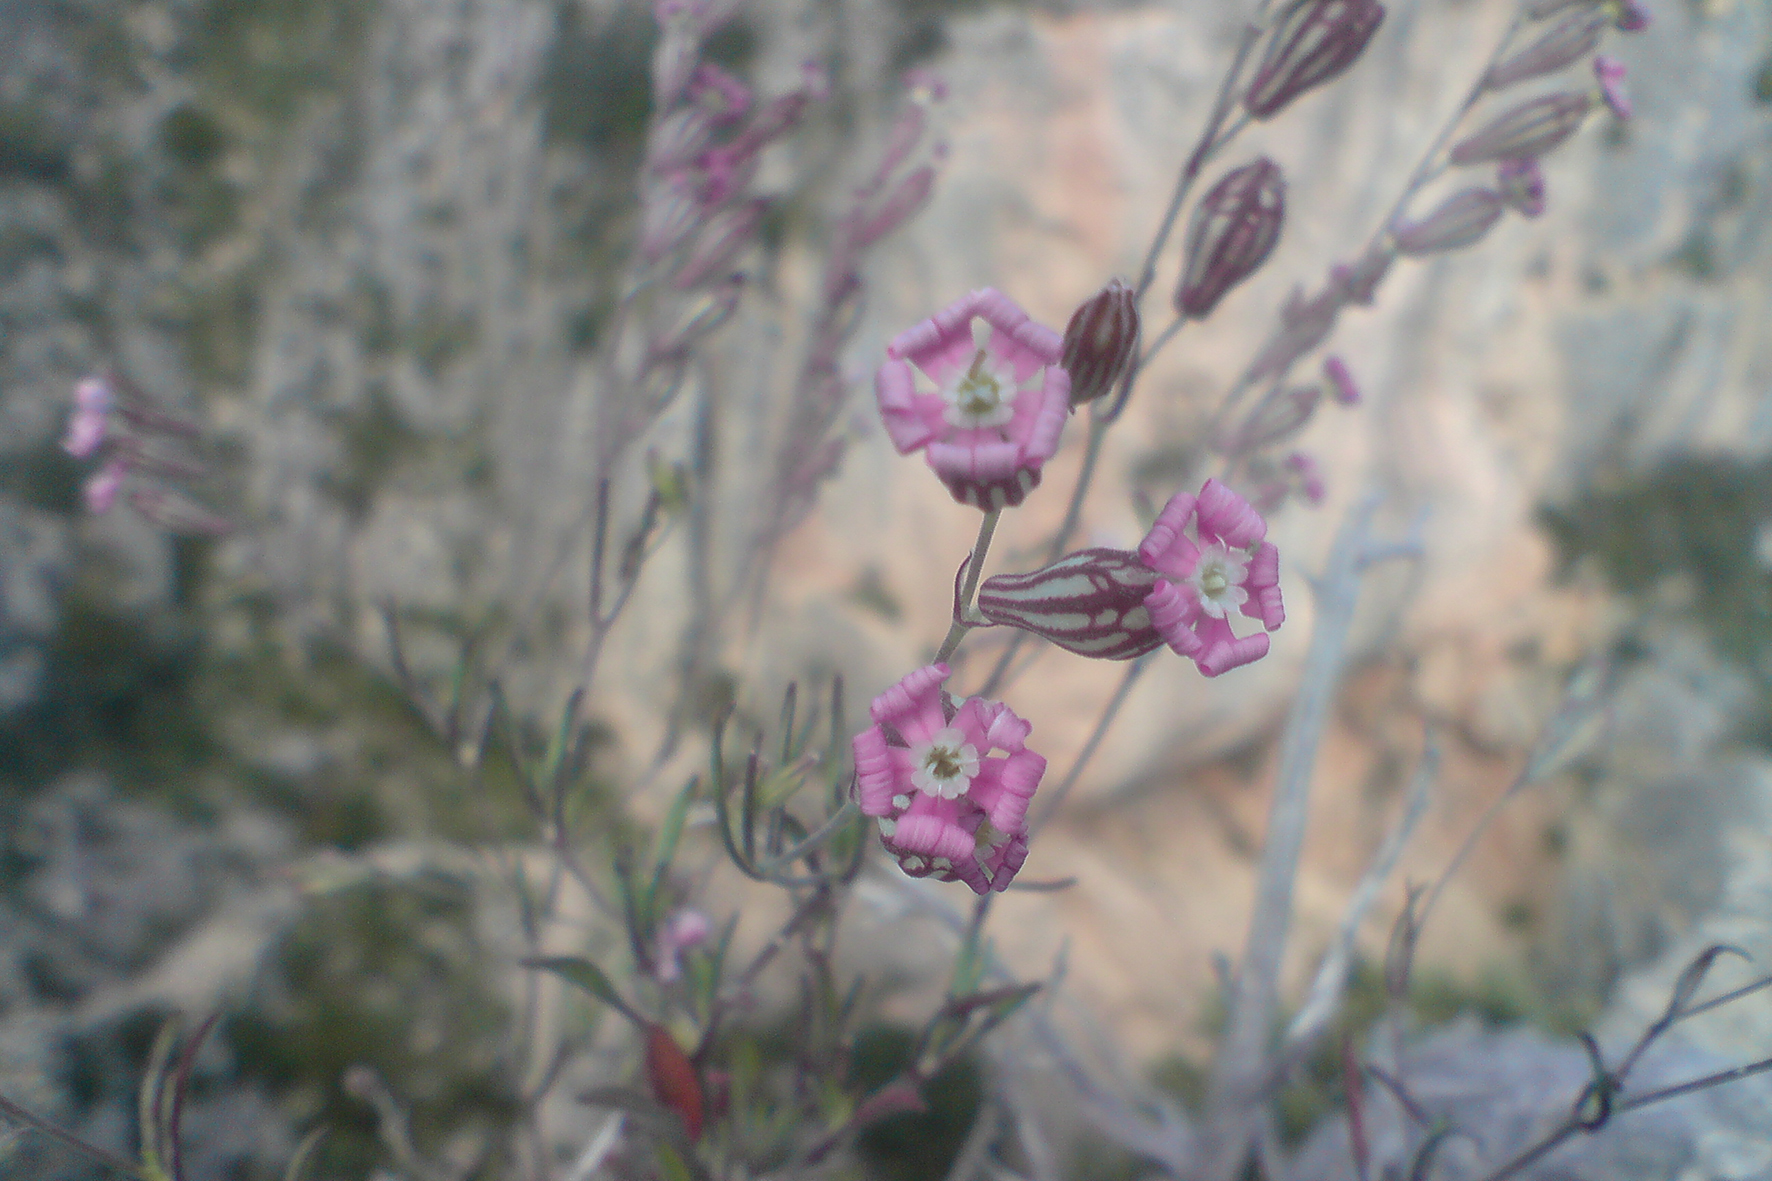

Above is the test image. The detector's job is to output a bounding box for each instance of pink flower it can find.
[976,478,1285,676]
[84,456,127,514]
[1593,55,1632,121]
[1497,157,1547,218]
[1323,355,1362,406]
[62,375,113,458]
[851,664,1046,894]
[875,288,1070,509]
[656,909,711,983]
[687,63,752,126]
[1140,479,1286,677]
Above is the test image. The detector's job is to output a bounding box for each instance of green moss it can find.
[159,105,230,169]
[541,1,655,153]
[0,103,70,186]
[1541,455,1772,742]
[226,875,520,1179]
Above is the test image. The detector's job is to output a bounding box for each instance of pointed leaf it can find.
[522,957,639,1024]
[282,1128,327,1181]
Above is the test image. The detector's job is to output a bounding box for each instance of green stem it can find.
[934,509,1001,664]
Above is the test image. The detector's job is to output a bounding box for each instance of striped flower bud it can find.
[1226,384,1321,455]
[977,548,1163,660]
[1524,0,1598,17]
[1392,187,1505,255]
[1246,0,1387,120]
[1176,158,1286,319]
[1448,91,1592,165]
[1484,9,1607,90]
[1060,279,1140,408]
[671,198,768,289]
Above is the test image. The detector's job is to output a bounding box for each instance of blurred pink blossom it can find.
[1140,479,1285,677]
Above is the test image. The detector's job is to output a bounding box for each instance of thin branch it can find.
[0,1093,148,1180]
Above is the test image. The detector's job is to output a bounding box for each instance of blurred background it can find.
[2,0,1771,1176]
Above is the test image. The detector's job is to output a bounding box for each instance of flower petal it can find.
[1146,579,1205,657]
[868,663,951,744]
[875,359,944,454]
[1195,477,1267,547]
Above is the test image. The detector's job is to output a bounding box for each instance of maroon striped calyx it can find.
[1245,0,1387,120]
[1391,187,1505,255]
[1176,159,1286,320]
[1060,279,1141,408]
[976,548,1162,660]
[1448,92,1592,166]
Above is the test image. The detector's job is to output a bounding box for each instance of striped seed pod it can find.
[1176,158,1286,319]
[1245,0,1387,120]
[1485,10,1607,90]
[1060,279,1141,408]
[1392,188,1505,255]
[977,548,1162,660]
[1449,92,1592,166]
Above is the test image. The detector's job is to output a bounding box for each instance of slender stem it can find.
[1030,656,1150,833]
[934,510,1001,664]
[0,1093,148,1180]
[1195,494,1383,1181]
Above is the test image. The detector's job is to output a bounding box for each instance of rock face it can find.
[3,0,1772,1175]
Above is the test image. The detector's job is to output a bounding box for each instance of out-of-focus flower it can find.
[1593,54,1632,120]
[1485,9,1607,89]
[1323,355,1362,405]
[1497,157,1547,217]
[687,62,751,125]
[655,909,711,983]
[1392,187,1506,254]
[1245,0,1387,119]
[1059,278,1140,408]
[1176,158,1286,319]
[875,288,1069,509]
[1141,479,1285,676]
[1449,91,1591,165]
[84,456,127,514]
[1283,451,1327,505]
[852,664,1046,893]
[978,479,1284,677]
[851,165,937,250]
[62,375,113,458]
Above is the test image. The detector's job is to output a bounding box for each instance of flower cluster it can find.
[977,478,1285,678]
[59,372,228,533]
[852,664,1046,894]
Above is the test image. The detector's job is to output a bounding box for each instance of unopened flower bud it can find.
[1449,92,1592,165]
[1392,187,1505,254]
[1497,157,1546,217]
[648,108,714,172]
[1329,246,1393,306]
[85,456,127,514]
[852,165,937,249]
[1593,55,1631,120]
[1609,0,1650,30]
[978,548,1162,660]
[1485,9,1607,89]
[1060,278,1140,408]
[641,178,704,261]
[672,198,767,289]
[1176,158,1286,319]
[1227,384,1321,454]
[651,28,700,111]
[650,274,744,359]
[1323,355,1361,406]
[1524,0,1598,17]
[1246,0,1387,119]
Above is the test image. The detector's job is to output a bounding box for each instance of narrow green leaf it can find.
[522,957,639,1024]
[137,1018,180,1177]
[281,1128,327,1181]
[656,1141,693,1181]
[645,777,699,925]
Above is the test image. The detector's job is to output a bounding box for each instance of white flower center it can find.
[939,317,1021,430]
[909,726,980,800]
[1189,541,1250,620]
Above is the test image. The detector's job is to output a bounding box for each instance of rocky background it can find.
[3,0,1772,1177]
